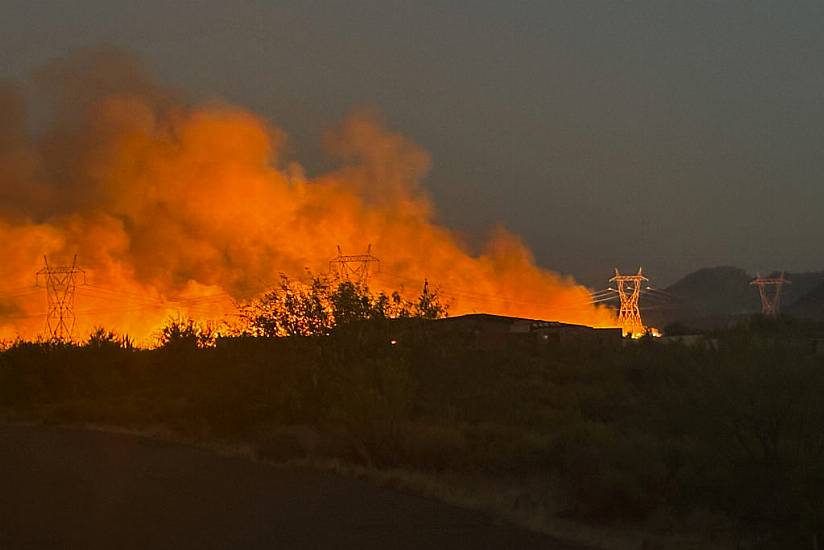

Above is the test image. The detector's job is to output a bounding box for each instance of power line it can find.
[372,270,615,313]
[4,259,625,331]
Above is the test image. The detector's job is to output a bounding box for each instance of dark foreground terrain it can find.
[0,424,572,550]
[3,316,824,548]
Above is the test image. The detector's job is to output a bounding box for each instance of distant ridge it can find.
[776,271,824,307]
[640,266,824,330]
[786,279,824,321]
[667,266,759,316]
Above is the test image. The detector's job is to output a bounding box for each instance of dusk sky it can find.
[2,1,822,287]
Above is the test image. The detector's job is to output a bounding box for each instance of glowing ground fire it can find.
[0,50,618,343]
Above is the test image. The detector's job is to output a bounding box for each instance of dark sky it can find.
[2,1,822,287]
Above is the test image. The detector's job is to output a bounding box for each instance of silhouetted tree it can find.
[85,327,133,351]
[331,281,376,325]
[414,279,448,319]
[157,316,215,350]
[242,274,442,336]
[241,275,333,337]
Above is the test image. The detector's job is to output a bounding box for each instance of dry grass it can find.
[282,458,734,550]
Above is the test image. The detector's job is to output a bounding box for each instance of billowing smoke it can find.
[0,49,615,343]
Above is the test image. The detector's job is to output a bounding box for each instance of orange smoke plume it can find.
[0,49,615,344]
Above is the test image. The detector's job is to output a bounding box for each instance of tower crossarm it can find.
[328,244,381,285]
[330,254,380,263]
[749,278,791,286]
[750,273,790,317]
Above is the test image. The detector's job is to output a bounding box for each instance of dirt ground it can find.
[0,424,586,549]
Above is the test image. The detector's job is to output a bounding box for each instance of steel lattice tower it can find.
[36,255,85,341]
[610,267,648,337]
[750,273,790,318]
[329,245,380,285]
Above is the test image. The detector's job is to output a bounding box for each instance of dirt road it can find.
[0,425,584,549]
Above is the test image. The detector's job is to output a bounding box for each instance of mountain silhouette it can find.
[640,267,824,330]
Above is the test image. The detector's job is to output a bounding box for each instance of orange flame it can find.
[0,50,615,344]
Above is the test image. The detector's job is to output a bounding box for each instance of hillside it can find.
[641,267,824,330]
[786,280,824,321]
[641,267,758,329]
[780,271,824,308]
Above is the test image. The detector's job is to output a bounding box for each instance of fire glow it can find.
[0,50,617,344]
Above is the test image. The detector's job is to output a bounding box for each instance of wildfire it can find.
[627,327,661,339]
[0,49,616,344]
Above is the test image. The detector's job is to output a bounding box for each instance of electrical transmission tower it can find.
[609,267,648,337]
[329,244,380,285]
[36,255,85,341]
[750,273,790,318]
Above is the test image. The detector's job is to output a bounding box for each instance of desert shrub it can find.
[398,422,469,470]
[549,421,669,521]
[325,353,415,467]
